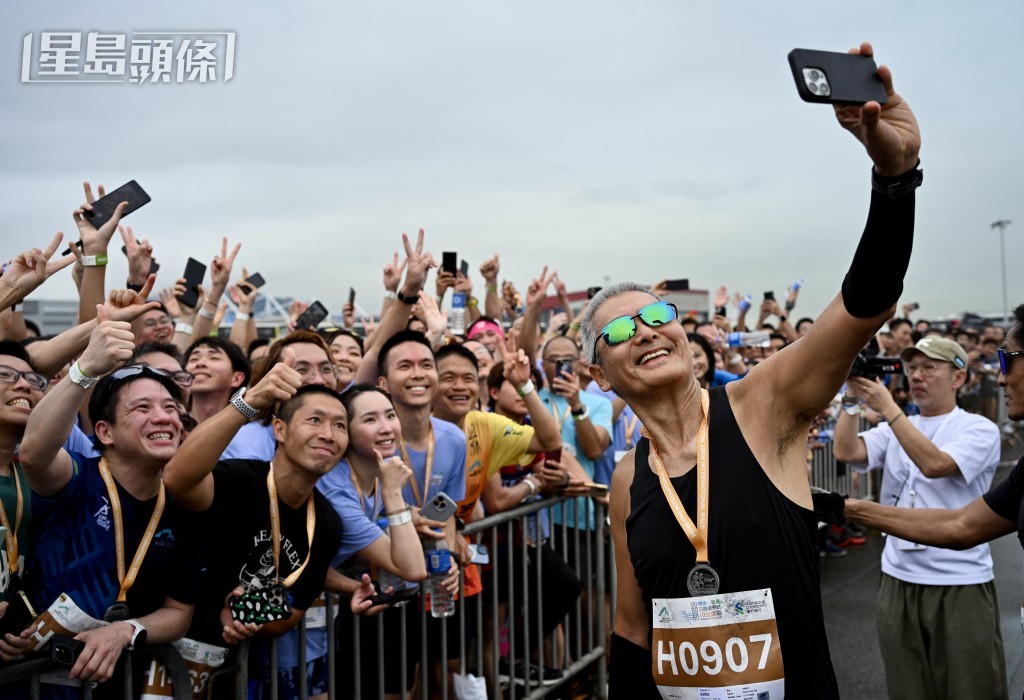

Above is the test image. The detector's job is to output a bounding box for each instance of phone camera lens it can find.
[808,83,819,94]
[819,82,831,96]
[55,647,71,664]
[809,70,821,81]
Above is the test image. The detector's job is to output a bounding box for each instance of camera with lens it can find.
[849,338,903,379]
[51,635,85,668]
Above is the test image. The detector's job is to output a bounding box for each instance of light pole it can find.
[992,220,1012,326]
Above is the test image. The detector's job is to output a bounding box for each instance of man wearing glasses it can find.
[834,336,1005,699]
[582,43,920,700]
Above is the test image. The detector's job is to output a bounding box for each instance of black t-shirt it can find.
[189,459,341,644]
[623,387,839,699]
[982,454,1024,545]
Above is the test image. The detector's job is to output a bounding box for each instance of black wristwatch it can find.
[396,290,419,305]
[872,161,923,198]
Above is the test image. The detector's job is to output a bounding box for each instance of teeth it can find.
[6,399,29,408]
[640,349,669,365]
[148,432,172,441]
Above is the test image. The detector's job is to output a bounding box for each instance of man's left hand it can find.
[70,622,132,682]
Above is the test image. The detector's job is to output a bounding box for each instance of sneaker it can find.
[824,540,848,558]
[499,659,564,687]
[498,659,527,686]
[829,525,855,547]
[841,523,866,545]
[531,663,564,686]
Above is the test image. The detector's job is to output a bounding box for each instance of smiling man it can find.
[834,337,1004,699]
[584,43,922,699]
[184,337,251,425]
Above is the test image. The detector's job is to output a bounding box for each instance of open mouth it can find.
[5,398,31,409]
[639,349,670,366]
[407,385,430,397]
[375,438,395,449]
[147,431,174,442]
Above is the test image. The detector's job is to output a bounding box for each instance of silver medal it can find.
[686,563,720,597]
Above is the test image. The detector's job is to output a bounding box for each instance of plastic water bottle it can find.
[791,279,803,292]
[727,331,771,348]
[426,539,455,618]
[376,518,415,605]
[449,292,467,336]
[737,294,752,313]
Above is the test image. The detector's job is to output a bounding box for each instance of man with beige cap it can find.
[834,335,1005,700]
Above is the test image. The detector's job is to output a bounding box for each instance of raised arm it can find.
[739,42,921,421]
[503,332,561,453]
[480,254,502,320]
[0,233,75,312]
[19,305,136,496]
[74,182,129,324]
[162,354,301,510]
[519,266,555,366]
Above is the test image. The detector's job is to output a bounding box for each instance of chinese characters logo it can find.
[21,31,235,84]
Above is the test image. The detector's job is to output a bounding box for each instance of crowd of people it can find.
[0,42,1022,700]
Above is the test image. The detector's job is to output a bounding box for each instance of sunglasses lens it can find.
[998,349,1008,375]
[639,301,676,327]
[602,316,637,345]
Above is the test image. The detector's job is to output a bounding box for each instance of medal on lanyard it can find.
[644,388,719,597]
[266,463,316,593]
[97,458,166,622]
[399,426,435,508]
[0,464,24,593]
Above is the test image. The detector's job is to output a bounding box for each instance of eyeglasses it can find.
[0,364,48,391]
[595,301,678,360]
[903,361,944,377]
[142,316,173,329]
[168,370,194,388]
[998,349,1024,375]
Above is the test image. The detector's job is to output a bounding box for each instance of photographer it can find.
[833,337,1004,699]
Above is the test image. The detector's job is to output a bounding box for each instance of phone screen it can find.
[246,272,266,289]
[84,180,151,230]
[459,260,469,278]
[176,258,207,308]
[348,287,356,305]
[587,286,602,300]
[665,279,689,291]
[442,252,457,275]
[295,301,329,330]
[764,291,775,301]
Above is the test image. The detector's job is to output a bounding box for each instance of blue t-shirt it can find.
[317,459,386,568]
[401,417,466,507]
[585,384,642,486]
[28,453,205,622]
[221,421,277,460]
[711,369,742,388]
[538,388,613,530]
[63,423,99,459]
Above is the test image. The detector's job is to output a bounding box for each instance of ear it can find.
[589,362,613,393]
[231,371,246,390]
[377,375,390,392]
[951,368,967,391]
[272,416,287,445]
[94,420,115,448]
[489,387,501,403]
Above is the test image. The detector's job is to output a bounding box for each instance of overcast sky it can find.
[3,1,1022,323]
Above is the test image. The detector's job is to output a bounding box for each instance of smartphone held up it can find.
[788,49,888,106]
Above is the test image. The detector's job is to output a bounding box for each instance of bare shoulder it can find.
[610,448,636,522]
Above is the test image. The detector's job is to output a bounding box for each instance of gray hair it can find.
[580,282,659,365]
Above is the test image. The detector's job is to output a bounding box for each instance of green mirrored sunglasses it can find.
[595,301,678,361]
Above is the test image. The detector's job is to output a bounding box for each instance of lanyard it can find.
[98,457,166,603]
[625,414,640,449]
[643,388,711,565]
[399,426,435,507]
[546,396,573,435]
[904,409,959,500]
[349,465,379,521]
[0,464,24,575]
[266,463,316,588]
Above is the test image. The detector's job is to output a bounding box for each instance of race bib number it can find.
[28,593,107,653]
[652,589,785,699]
[304,593,331,629]
[140,637,229,700]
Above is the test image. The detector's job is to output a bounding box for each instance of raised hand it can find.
[526,266,556,307]
[435,270,456,299]
[231,267,259,313]
[77,304,136,378]
[119,225,155,285]
[714,286,729,309]
[0,232,75,306]
[73,199,128,257]
[173,277,205,314]
[479,253,500,284]
[245,347,302,410]
[209,237,241,293]
[383,252,407,294]
[158,287,182,318]
[502,331,532,389]
[105,275,162,323]
[833,42,921,176]
[82,181,106,205]
[375,449,413,493]
[417,291,447,339]
[400,229,436,297]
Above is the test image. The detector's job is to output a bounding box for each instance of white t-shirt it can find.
[854,407,1000,585]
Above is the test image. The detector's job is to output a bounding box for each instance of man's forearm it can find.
[520,303,541,365]
[26,320,96,377]
[833,411,864,463]
[888,417,958,478]
[574,418,608,461]
[484,284,501,320]
[523,391,561,452]
[844,499,975,550]
[19,378,89,474]
[163,404,246,502]
[136,601,193,645]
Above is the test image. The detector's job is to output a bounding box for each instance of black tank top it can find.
[625,386,839,699]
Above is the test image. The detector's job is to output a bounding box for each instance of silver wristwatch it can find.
[230,387,259,420]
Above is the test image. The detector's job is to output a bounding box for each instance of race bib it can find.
[303,593,331,629]
[140,637,229,700]
[28,592,107,652]
[652,589,785,699]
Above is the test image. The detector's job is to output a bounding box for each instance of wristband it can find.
[383,291,398,301]
[396,290,418,305]
[174,322,194,335]
[872,161,923,198]
[571,405,590,422]
[515,379,535,397]
[197,306,216,320]
[69,361,97,389]
[569,322,580,332]
[714,306,727,317]
[229,387,259,420]
[486,284,498,293]
[82,254,108,267]
[126,281,145,292]
[467,297,478,308]
[887,411,905,426]
[777,314,787,323]
[387,507,413,527]
[785,301,796,312]
[235,312,250,321]
[729,355,744,366]
[522,478,537,498]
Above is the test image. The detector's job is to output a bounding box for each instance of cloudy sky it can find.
[3,1,1022,323]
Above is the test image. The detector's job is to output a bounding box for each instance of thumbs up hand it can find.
[245,346,303,411]
[78,304,137,378]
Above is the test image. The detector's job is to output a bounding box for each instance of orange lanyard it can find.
[399,426,435,507]
[266,464,316,588]
[98,458,166,602]
[546,397,573,435]
[643,388,711,564]
[349,465,380,521]
[0,464,24,575]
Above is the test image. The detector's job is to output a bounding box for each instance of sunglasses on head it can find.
[595,301,677,361]
[998,348,1024,375]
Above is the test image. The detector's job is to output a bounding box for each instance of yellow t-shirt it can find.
[456,411,535,519]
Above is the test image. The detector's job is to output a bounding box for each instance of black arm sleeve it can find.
[840,180,916,318]
[609,633,659,698]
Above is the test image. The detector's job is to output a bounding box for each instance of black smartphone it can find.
[587,286,602,300]
[459,260,469,278]
[237,272,265,296]
[51,635,85,668]
[665,279,689,292]
[295,300,329,330]
[787,49,888,106]
[348,287,356,305]
[554,359,574,381]
[908,302,920,312]
[0,589,37,636]
[764,291,775,301]
[420,492,458,523]
[120,246,160,275]
[368,586,419,607]
[442,252,458,276]
[83,180,151,231]
[229,588,292,624]
[175,258,207,309]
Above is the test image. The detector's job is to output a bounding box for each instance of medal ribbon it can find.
[625,414,640,449]
[399,426,435,507]
[547,397,573,435]
[0,464,24,576]
[644,388,711,564]
[349,466,379,521]
[98,457,166,603]
[266,463,316,588]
